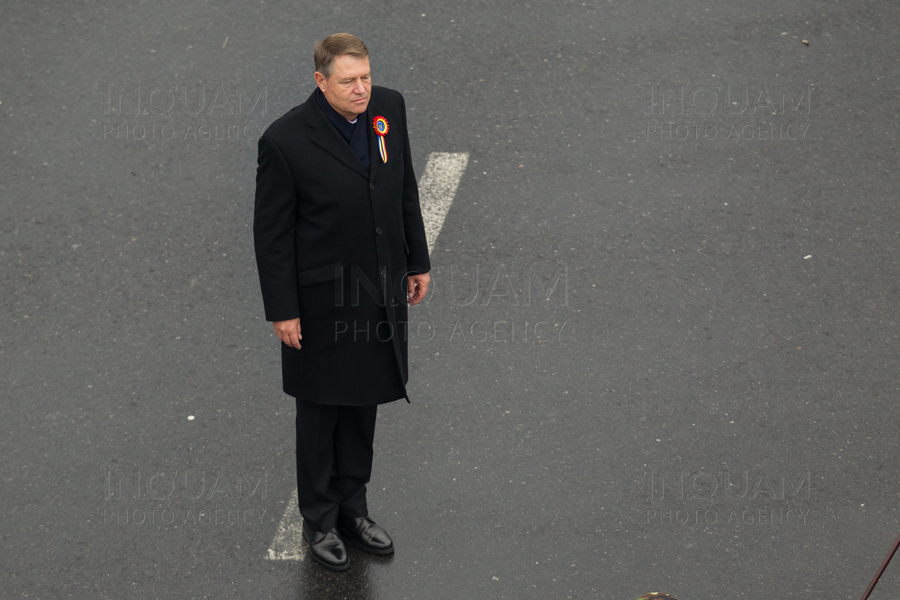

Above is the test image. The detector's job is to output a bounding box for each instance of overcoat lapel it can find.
[304,94,369,179]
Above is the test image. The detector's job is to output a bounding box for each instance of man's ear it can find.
[314,71,327,90]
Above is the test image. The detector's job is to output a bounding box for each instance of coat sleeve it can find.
[253,133,300,322]
[398,93,431,275]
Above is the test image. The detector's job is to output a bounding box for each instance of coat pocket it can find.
[297,262,344,323]
[297,262,343,287]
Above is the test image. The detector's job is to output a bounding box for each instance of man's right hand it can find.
[273,318,302,349]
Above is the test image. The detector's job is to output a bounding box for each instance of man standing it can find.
[253,33,431,571]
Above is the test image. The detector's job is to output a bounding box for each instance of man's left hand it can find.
[407,273,430,306]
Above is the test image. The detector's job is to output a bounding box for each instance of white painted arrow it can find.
[267,489,305,561]
[419,152,469,254]
[265,151,468,561]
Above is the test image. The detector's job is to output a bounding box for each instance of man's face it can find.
[315,55,371,121]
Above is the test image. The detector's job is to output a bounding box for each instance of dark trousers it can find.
[294,400,378,532]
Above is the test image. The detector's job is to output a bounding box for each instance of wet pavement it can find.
[2,1,900,598]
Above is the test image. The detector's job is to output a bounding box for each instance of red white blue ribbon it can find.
[372,116,389,163]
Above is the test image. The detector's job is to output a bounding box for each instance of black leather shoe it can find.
[302,520,349,571]
[336,516,394,555]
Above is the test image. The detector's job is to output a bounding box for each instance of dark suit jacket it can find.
[253,85,430,405]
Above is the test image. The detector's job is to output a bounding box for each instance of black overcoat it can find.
[253,86,430,405]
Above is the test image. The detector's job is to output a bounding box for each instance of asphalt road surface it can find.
[2,1,899,599]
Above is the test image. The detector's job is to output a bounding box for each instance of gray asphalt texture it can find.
[2,1,899,599]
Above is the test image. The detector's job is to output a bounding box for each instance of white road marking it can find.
[418,152,469,254]
[265,151,468,561]
[266,489,305,561]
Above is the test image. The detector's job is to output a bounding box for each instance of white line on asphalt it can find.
[418,152,469,255]
[265,151,468,561]
[266,489,305,560]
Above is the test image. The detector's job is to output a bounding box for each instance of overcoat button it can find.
[376,227,383,235]
[369,183,375,190]
[380,268,386,278]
